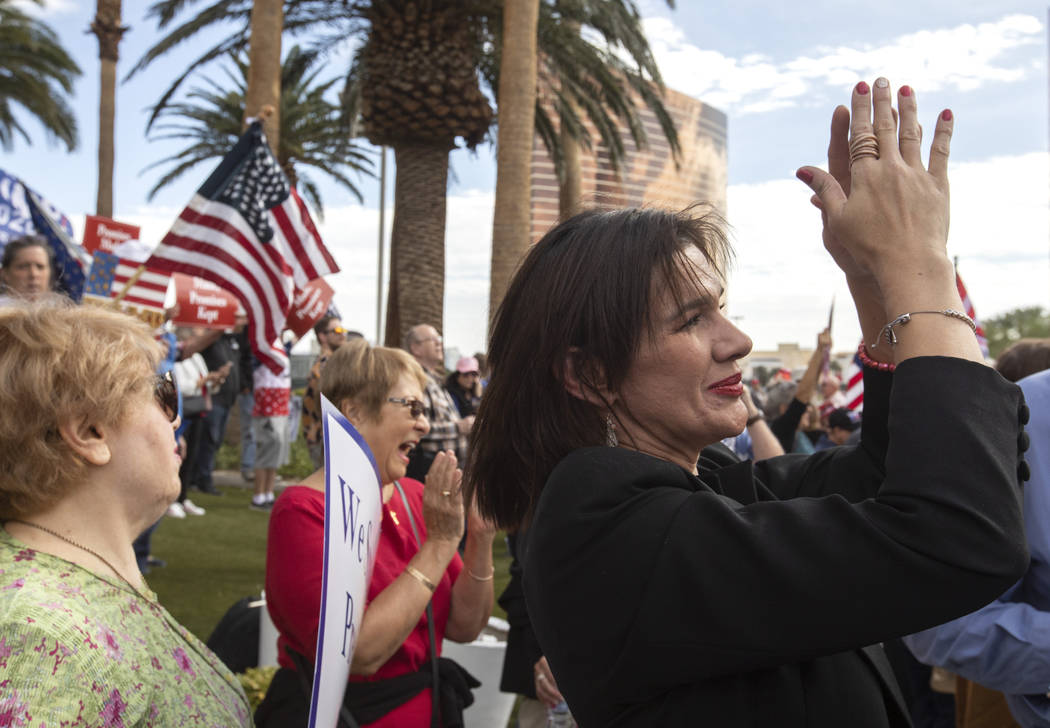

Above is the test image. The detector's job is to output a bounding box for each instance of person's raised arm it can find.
[796,328,831,404]
[798,79,982,365]
[446,501,496,642]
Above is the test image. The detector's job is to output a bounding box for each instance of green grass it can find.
[149,484,512,643]
[148,487,270,640]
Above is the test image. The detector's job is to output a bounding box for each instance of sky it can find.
[5,0,1050,359]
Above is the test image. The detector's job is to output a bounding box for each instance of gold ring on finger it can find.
[849,132,879,166]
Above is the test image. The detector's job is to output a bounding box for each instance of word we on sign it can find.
[310,396,382,727]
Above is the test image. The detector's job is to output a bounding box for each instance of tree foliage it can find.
[131,0,679,176]
[0,0,81,151]
[983,306,1050,359]
[143,45,374,219]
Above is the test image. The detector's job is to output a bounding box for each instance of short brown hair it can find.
[995,339,1050,383]
[0,297,162,518]
[322,338,427,421]
[466,206,732,530]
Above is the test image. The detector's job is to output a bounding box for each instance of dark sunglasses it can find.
[154,371,179,422]
[388,397,426,419]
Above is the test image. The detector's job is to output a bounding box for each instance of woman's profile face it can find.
[353,372,430,484]
[2,245,51,299]
[101,369,182,516]
[613,246,752,468]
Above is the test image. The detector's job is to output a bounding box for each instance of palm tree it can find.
[143,46,373,220]
[130,0,677,344]
[0,0,81,152]
[243,0,283,152]
[90,0,128,217]
[489,0,539,324]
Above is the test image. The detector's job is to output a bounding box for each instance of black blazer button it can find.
[1019,431,1031,453]
[1019,404,1031,426]
[1019,461,1031,482]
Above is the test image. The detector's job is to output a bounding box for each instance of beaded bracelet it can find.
[857,343,896,372]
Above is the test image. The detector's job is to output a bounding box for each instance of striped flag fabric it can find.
[843,349,865,413]
[955,272,989,359]
[145,122,339,374]
[83,251,170,327]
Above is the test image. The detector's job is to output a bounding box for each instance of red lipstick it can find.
[708,373,743,397]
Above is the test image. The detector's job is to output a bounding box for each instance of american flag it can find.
[145,122,339,374]
[843,350,865,412]
[955,271,989,359]
[84,251,170,325]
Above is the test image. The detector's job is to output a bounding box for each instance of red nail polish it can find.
[856,81,870,95]
[900,85,912,97]
[941,109,953,121]
[796,169,814,184]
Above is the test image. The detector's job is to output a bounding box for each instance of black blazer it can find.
[522,357,1029,727]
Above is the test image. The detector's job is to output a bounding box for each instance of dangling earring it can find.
[605,414,618,447]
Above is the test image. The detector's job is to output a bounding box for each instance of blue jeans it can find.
[239,391,256,472]
[196,402,231,491]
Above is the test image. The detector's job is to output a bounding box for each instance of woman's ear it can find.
[559,348,615,407]
[56,415,112,467]
[340,398,365,428]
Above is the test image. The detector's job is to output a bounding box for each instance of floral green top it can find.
[0,527,252,727]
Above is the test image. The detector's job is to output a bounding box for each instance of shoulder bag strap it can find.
[394,480,442,728]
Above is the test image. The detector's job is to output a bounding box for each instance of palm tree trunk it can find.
[91,0,125,218]
[559,115,582,218]
[489,0,540,333]
[242,0,283,154]
[384,143,450,347]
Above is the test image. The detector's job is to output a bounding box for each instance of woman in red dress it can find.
[257,339,495,727]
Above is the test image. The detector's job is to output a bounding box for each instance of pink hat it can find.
[456,356,479,374]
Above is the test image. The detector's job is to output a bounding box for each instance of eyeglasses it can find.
[388,397,426,419]
[325,326,346,335]
[154,371,178,422]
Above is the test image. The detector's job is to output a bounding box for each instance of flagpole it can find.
[376,146,387,344]
[112,263,146,305]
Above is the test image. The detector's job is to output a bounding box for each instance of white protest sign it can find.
[310,395,383,728]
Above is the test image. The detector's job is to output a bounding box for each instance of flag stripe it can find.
[151,235,285,348]
[180,196,293,294]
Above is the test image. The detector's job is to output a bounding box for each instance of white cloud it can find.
[11,0,78,16]
[725,150,1049,353]
[643,13,1043,115]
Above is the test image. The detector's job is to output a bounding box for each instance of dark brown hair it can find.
[995,338,1050,383]
[465,206,731,530]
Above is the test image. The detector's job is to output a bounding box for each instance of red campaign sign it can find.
[170,273,239,329]
[82,215,141,254]
[285,278,335,339]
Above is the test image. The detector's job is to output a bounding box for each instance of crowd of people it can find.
[0,78,1043,728]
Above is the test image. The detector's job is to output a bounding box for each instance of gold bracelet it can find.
[467,567,495,582]
[405,565,436,592]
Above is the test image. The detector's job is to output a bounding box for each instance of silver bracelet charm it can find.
[872,309,977,348]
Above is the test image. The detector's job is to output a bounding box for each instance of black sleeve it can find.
[769,397,807,453]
